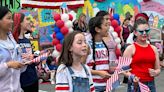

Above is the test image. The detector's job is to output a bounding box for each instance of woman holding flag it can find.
[12,12,39,92]
[123,19,160,92]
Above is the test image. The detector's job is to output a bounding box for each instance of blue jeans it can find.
[95,86,105,92]
[68,65,90,92]
[127,80,156,92]
[72,77,90,92]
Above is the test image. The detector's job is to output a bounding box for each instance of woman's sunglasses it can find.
[136,29,151,35]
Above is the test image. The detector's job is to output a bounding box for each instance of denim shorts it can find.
[127,80,156,92]
[95,86,105,92]
[95,86,116,92]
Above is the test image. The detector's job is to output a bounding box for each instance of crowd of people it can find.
[0,6,163,92]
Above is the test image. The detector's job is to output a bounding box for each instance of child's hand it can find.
[21,53,34,60]
[99,71,111,78]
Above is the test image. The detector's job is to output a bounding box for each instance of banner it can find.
[20,0,84,9]
[38,9,55,27]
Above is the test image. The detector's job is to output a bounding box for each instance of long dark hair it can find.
[58,31,82,66]
[0,6,11,20]
[122,18,130,26]
[12,13,25,42]
[89,16,109,67]
[96,10,109,17]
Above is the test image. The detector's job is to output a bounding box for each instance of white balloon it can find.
[93,8,100,17]
[52,50,60,57]
[111,32,118,39]
[69,28,74,33]
[115,37,121,44]
[109,26,114,32]
[117,44,121,49]
[65,20,73,28]
[68,10,76,21]
[61,13,69,22]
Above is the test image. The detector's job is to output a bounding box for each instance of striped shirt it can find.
[87,41,110,87]
[55,64,95,92]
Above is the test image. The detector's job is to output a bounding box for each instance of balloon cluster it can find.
[110,13,122,37]
[110,13,122,49]
[52,13,74,56]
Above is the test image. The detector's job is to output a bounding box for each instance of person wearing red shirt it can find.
[123,19,160,92]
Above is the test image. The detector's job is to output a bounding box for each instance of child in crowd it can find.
[55,31,95,92]
[46,56,57,84]
[86,16,112,92]
[0,6,26,92]
[13,13,39,92]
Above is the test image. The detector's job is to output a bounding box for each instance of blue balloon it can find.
[54,26,60,33]
[113,14,120,20]
[118,20,121,26]
[60,39,64,44]
[56,32,64,40]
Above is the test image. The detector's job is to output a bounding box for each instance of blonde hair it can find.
[78,13,87,29]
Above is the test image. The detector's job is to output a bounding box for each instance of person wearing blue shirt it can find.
[13,12,39,92]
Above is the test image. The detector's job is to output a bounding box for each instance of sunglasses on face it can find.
[136,29,151,35]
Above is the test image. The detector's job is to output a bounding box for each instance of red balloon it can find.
[115,26,121,37]
[111,20,118,28]
[56,44,62,52]
[68,14,73,21]
[115,48,121,59]
[53,33,56,39]
[52,38,60,46]
[56,20,64,28]
[60,26,69,35]
[54,14,61,21]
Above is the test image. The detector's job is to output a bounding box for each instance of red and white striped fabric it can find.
[139,82,150,92]
[20,0,84,9]
[106,71,119,92]
[106,57,150,92]
[55,83,70,92]
[117,57,132,68]
[31,52,48,63]
[106,57,132,92]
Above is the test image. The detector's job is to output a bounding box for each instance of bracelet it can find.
[128,74,135,82]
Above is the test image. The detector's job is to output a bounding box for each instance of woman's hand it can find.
[7,61,25,69]
[149,68,160,77]
[133,76,139,83]
[98,71,111,78]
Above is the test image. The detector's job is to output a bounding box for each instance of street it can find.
[39,69,164,92]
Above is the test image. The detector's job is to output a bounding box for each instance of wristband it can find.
[128,74,135,82]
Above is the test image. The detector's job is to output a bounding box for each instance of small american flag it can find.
[106,71,120,92]
[106,57,132,92]
[117,57,132,68]
[139,82,150,92]
[106,57,150,92]
[31,52,49,63]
